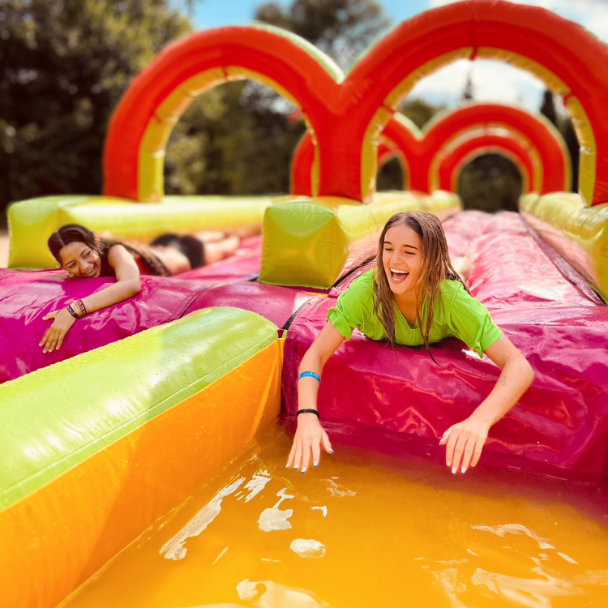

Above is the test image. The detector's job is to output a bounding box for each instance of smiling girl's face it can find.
[382,224,424,297]
[59,241,102,278]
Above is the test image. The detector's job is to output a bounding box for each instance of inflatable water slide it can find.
[1,2,608,606]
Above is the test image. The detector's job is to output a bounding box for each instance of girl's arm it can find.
[286,321,345,473]
[40,246,141,353]
[441,335,535,474]
[80,245,141,313]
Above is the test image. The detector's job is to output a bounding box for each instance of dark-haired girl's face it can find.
[59,242,101,278]
[382,224,423,297]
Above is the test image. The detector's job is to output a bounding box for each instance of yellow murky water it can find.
[60,426,608,607]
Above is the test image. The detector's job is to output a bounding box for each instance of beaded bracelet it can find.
[66,304,81,320]
[76,299,88,317]
[298,371,321,382]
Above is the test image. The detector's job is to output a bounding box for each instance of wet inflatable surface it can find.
[282,213,608,477]
[3,211,607,479]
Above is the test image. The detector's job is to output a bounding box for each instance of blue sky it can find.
[192,0,429,30]
[188,1,608,112]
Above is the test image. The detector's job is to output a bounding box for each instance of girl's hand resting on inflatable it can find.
[286,413,334,473]
[440,416,490,475]
[40,309,76,353]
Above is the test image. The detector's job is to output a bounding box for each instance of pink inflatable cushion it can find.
[0,269,209,382]
[183,282,322,334]
[0,235,329,382]
[0,277,321,384]
[177,236,262,282]
[282,212,608,477]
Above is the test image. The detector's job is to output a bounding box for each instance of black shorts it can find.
[150,234,205,269]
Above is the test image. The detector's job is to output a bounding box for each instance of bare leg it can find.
[150,246,191,275]
[232,225,262,238]
[193,230,227,243]
[194,226,262,242]
[150,234,241,274]
[202,235,240,265]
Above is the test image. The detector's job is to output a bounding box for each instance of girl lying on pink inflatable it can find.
[40,223,239,354]
[286,211,535,476]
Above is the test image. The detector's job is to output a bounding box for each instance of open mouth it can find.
[389,268,409,284]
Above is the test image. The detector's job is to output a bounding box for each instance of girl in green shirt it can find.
[286,211,535,476]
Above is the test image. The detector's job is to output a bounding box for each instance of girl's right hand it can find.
[40,308,76,353]
[286,414,334,473]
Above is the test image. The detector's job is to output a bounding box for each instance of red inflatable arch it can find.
[291,104,570,196]
[103,24,345,202]
[104,1,606,204]
[344,0,605,204]
[434,129,536,193]
[376,129,537,193]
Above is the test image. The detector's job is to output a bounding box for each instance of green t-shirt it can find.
[327,270,502,357]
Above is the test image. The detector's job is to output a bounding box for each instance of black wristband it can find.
[297,409,320,419]
[66,304,80,320]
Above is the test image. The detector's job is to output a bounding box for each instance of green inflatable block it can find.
[260,191,461,289]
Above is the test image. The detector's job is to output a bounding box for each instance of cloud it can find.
[408,0,608,112]
[428,0,608,42]
[407,59,545,112]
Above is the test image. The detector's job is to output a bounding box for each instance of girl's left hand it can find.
[40,308,76,353]
[440,417,491,475]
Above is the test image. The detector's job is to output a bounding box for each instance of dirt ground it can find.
[0,231,8,268]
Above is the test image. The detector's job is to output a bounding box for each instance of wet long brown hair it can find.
[373,212,468,359]
[48,224,167,275]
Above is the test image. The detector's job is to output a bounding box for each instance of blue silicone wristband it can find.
[298,371,321,383]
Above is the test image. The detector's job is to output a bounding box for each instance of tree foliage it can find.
[540,88,557,126]
[399,98,444,130]
[458,154,522,213]
[255,0,389,70]
[376,156,404,191]
[164,82,305,196]
[0,0,190,223]
[540,88,578,192]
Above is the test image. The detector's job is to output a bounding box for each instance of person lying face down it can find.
[286,211,535,476]
[40,223,240,354]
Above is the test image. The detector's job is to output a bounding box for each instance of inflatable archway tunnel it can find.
[0,307,283,608]
[102,3,606,205]
[291,103,571,196]
[433,127,539,193]
[422,104,571,194]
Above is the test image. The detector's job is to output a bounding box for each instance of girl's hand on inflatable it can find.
[440,417,490,475]
[286,414,333,473]
[40,309,76,353]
